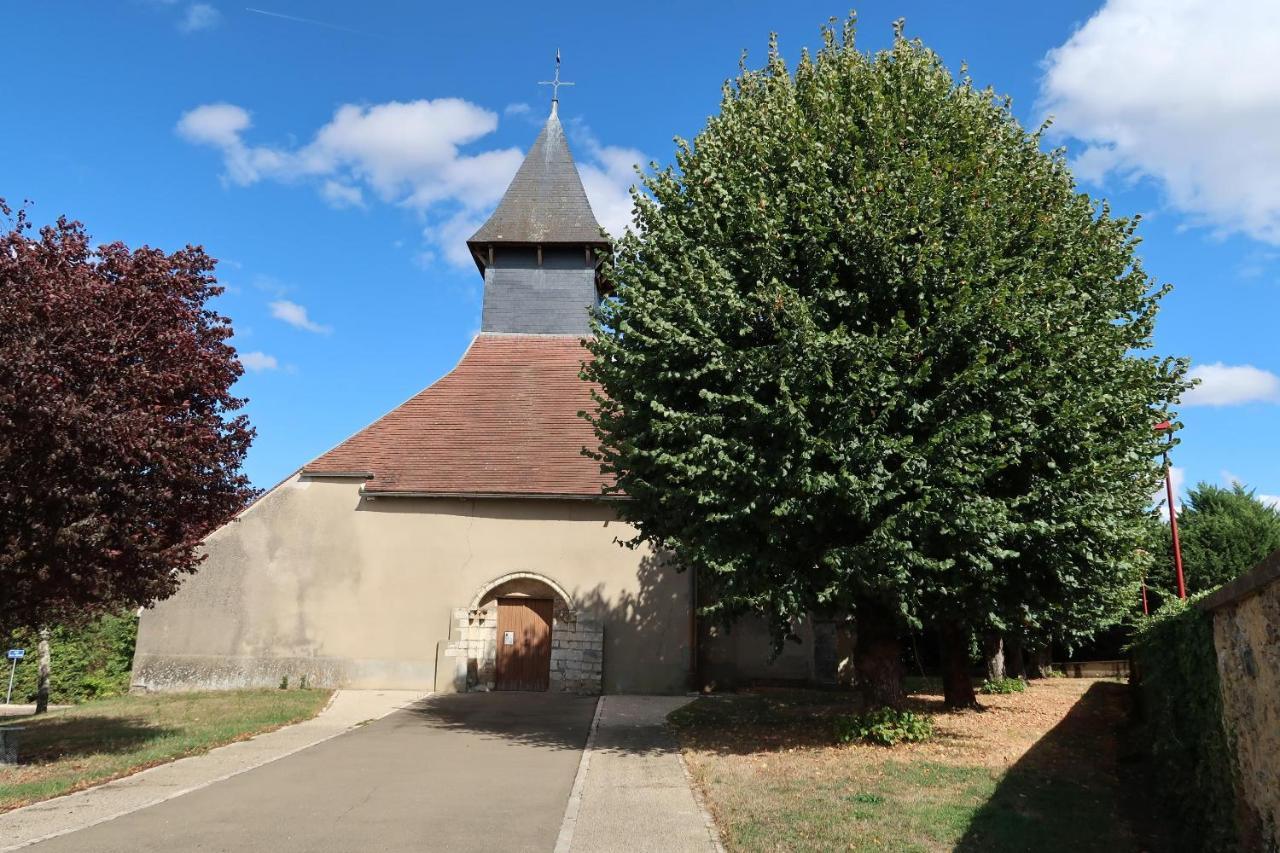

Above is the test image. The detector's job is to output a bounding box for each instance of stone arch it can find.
[442,570,602,695]
[468,571,575,612]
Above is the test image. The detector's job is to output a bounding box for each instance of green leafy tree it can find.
[584,17,1188,708]
[1151,483,1280,598]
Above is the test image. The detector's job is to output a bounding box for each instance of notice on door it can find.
[503,631,515,646]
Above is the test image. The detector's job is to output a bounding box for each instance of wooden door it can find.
[495,597,553,691]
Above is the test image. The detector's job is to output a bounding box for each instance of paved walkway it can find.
[0,705,70,718]
[11,692,596,853]
[0,689,425,852]
[3,692,721,852]
[561,696,723,853]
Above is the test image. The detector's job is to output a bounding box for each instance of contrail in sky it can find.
[245,7,375,37]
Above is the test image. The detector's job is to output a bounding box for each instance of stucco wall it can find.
[1206,555,1280,849]
[132,474,692,694]
[700,615,820,689]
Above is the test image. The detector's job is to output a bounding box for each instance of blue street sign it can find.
[6,650,23,660]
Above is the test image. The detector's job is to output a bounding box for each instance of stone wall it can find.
[1202,549,1280,850]
[439,601,604,695]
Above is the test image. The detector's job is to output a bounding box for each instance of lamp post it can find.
[1153,420,1187,600]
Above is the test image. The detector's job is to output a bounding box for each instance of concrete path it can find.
[559,696,723,853]
[0,689,425,852]
[4,692,721,852]
[12,692,596,853]
[0,705,70,718]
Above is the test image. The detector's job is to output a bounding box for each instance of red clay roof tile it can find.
[302,334,612,498]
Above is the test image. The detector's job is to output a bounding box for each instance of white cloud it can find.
[1041,0,1280,244]
[177,99,518,202]
[238,351,278,372]
[1183,362,1280,406]
[178,98,639,268]
[321,180,364,209]
[1260,494,1280,510]
[269,299,332,334]
[1153,464,1185,519]
[504,102,532,117]
[580,145,641,240]
[424,211,485,269]
[177,103,249,148]
[179,3,220,32]
[571,123,642,239]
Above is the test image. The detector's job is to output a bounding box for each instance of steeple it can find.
[466,110,607,256]
[466,55,609,337]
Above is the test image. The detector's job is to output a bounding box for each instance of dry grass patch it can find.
[0,688,332,812]
[672,678,1161,852]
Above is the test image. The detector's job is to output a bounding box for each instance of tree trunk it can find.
[1004,636,1025,680]
[982,632,1005,682]
[835,619,857,689]
[853,602,904,709]
[1027,645,1052,679]
[939,620,978,709]
[35,628,51,714]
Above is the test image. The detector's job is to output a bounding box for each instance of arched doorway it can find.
[442,572,602,694]
[476,574,567,692]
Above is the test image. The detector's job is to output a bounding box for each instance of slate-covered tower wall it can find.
[467,104,608,336]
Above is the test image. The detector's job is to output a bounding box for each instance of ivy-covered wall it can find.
[1131,594,1239,851]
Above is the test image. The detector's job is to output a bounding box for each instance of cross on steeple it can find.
[538,49,574,116]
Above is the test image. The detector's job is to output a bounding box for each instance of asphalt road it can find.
[26,692,597,853]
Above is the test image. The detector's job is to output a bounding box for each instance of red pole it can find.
[1164,450,1186,600]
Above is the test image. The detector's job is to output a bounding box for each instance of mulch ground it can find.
[671,678,1170,852]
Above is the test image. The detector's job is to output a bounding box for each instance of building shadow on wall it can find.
[572,549,692,695]
[955,680,1171,852]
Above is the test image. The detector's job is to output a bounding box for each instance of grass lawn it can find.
[0,688,333,812]
[671,678,1166,852]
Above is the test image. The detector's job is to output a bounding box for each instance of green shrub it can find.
[834,707,934,747]
[1130,594,1237,851]
[979,676,1027,694]
[2,612,138,704]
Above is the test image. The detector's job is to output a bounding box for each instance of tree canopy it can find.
[0,201,256,631]
[1153,482,1280,598]
[583,18,1188,704]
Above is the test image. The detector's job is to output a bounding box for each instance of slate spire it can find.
[466,109,607,258]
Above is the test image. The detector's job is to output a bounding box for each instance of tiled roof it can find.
[303,334,612,498]
[467,111,608,249]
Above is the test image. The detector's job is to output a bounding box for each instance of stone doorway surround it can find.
[439,572,603,694]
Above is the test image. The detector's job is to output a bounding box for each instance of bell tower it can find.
[467,60,608,336]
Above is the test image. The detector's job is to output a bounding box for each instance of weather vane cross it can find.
[538,49,575,111]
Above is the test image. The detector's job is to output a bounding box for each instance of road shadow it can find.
[956,680,1172,852]
[399,691,597,753]
[8,716,177,764]
[398,692,690,758]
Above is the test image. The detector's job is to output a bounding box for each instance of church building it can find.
[132,97,824,695]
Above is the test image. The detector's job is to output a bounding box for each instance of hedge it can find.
[2,612,138,704]
[1130,593,1237,851]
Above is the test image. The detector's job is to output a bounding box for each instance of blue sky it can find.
[5,1,1279,504]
